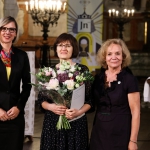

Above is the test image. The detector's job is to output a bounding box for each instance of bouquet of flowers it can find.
[33,60,94,130]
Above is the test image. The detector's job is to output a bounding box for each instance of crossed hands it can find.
[48,103,80,120]
[0,106,20,121]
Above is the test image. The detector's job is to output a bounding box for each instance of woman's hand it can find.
[0,108,10,121]
[41,101,67,115]
[48,103,67,115]
[128,140,138,150]
[65,104,91,120]
[7,106,20,120]
[128,92,140,150]
[65,108,81,120]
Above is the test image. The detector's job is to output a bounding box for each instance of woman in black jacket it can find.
[0,16,31,150]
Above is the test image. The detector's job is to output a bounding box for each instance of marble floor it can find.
[23,101,150,150]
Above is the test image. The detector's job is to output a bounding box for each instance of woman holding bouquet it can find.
[38,33,93,150]
[0,16,31,150]
[89,39,140,150]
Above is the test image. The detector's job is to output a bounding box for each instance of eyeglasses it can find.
[57,44,72,49]
[0,27,16,33]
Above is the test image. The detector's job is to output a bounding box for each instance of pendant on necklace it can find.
[118,81,121,84]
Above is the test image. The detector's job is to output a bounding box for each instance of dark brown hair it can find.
[53,33,79,58]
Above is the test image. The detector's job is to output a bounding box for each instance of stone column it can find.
[140,0,147,11]
[0,0,4,18]
[4,0,19,18]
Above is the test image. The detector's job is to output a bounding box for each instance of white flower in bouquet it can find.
[68,73,73,78]
[46,78,59,90]
[57,69,66,74]
[52,69,57,78]
[70,65,76,72]
[37,72,42,77]
[44,71,51,76]
[39,81,45,85]
[64,80,75,90]
[44,67,52,76]
[76,75,85,82]
[59,61,71,70]
[75,83,80,88]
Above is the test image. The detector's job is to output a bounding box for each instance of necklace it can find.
[105,70,121,87]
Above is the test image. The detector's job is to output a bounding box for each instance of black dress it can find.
[38,64,93,150]
[89,67,139,150]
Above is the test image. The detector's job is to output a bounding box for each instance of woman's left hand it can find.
[128,141,138,150]
[7,106,20,120]
[65,108,81,120]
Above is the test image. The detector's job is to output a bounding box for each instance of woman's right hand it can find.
[48,103,67,115]
[0,108,10,121]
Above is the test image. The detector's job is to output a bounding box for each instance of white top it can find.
[143,77,150,102]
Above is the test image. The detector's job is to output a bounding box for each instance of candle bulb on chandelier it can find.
[25,2,28,11]
[127,10,130,17]
[43,1,47,10]
[56,2,59,11]
[108,9,111,17]
[53,1,56,12]
[39,1,43,10]
[131,9,134,16]
[63,2,66,11]
[35,0,38,10]
[124,9,127,16]
[30,0,34,10]
[112,9,115,16]
[116,11,119,17]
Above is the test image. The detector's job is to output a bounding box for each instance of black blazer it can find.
[0,44,31,114]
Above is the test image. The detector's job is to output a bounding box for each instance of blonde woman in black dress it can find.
[90,39,140,150]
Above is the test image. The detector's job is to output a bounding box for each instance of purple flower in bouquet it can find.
[57,73,70,82]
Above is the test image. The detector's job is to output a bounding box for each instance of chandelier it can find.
[108,0,134,39]
[25,0,67,67]
[25,0,66,40]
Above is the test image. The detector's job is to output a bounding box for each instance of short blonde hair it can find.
[0,16,18,43]
[97,38,131,69]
